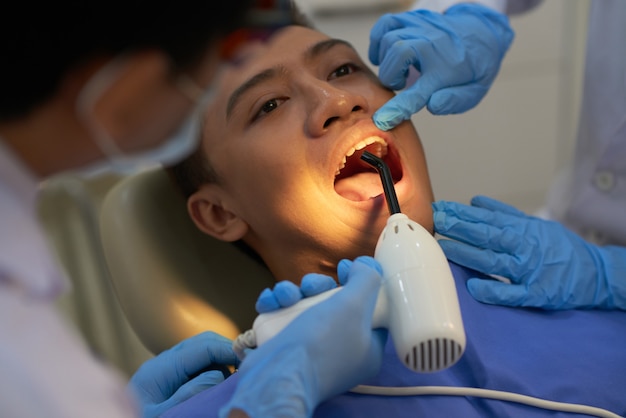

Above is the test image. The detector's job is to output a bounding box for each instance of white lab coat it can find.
[544,0,626,246]
[0,140,137,417]
[414,0,626,246]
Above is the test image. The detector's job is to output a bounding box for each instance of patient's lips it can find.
[334,136,399,201]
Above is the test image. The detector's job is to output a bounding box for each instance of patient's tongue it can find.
[335,172,384,201]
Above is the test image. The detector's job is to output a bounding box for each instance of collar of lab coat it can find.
[0,139,67,298]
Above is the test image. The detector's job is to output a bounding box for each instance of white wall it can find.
[308,0,590,213]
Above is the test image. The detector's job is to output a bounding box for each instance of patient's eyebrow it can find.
[226,38,357,121]
[227,68,280,120]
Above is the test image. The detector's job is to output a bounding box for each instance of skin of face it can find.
[188,25,435,283]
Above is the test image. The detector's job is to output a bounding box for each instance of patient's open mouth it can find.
[334,136,403,201]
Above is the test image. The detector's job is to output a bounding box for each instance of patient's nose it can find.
[305,82,369,137]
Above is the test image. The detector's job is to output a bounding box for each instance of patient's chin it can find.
[334,172,384,201]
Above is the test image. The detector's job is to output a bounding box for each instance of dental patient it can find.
[164,19,626,418]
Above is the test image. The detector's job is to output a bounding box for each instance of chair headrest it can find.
[99,168,275,354]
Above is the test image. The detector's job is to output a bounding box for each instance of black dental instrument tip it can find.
[361,151,401,215]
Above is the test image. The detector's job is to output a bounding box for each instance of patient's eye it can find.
[252,97,287,122]
[329,63,359,80]
[261,99,279,113]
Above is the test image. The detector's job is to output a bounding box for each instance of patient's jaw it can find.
[189,26,435,283]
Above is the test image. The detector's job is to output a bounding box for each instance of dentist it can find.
[0,2,299,417]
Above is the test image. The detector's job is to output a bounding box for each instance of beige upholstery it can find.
[99,168,275,354]
[38,172,153,376]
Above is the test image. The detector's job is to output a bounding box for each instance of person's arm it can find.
[369,2,515,130]
[219,257,387,418]
[128,331,239,418]
[432,196,626,310]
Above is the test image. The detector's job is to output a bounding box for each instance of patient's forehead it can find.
[212,26,332,104]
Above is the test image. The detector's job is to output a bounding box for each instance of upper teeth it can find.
[336,136,388,176]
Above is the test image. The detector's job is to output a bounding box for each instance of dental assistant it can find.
[0,2,282,417]
[369,0,626,311]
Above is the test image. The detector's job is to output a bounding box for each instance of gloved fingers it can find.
[255,287,281,313]
[224,257,385,418]
[433,206,506,249]
[377,37,439,90]
[337,258,352,285]
[334,259,385,368]
[427,83,489,115]
[178,332,239,367]
[339,257,383,308]
[256,275,338,313]
[369,12,410,65]
[372,81,432,131]
[255,280,305,313]
[375,32,430,89]
[466,277,528,307]
[174,369,228,399]
[438,239,525,282]
[273,280,304,307]
[300,273,337,297]
[433,200,524,233]
[470,195,528,218]
[245,258,383,369]
[337,256,383,286]
[128,332,238,408]
[354,255,383,273]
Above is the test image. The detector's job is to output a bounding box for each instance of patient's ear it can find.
[188,185,248,242]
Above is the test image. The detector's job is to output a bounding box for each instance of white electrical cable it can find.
[233,329,257,360]
[351,385,623,418]
[235,329,623,418]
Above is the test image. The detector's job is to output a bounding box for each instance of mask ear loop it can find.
[175,74,207,103]
[75,55,132,161]
[76,54,214,173]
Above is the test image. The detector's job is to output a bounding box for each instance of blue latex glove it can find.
[220,256,387,418]
[128,331,240,418]
[255,273,337,313]
[433,196,626,310]
[369,3,514,130]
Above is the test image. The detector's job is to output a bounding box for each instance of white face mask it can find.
[75,56,216,175]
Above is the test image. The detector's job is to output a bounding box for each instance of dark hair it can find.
[168,1,314,199]
[0,1,253,120]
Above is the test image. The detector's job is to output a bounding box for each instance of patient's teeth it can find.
[335,136,389,177]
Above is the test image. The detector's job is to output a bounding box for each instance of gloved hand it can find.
[432,196,626,310]
[255,273,337,313]
[128,331,240,418]
[369,3,514,130]
[220,256,387,418]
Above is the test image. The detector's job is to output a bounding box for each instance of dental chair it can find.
[99,168,275,354]
[38,172,152,376]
